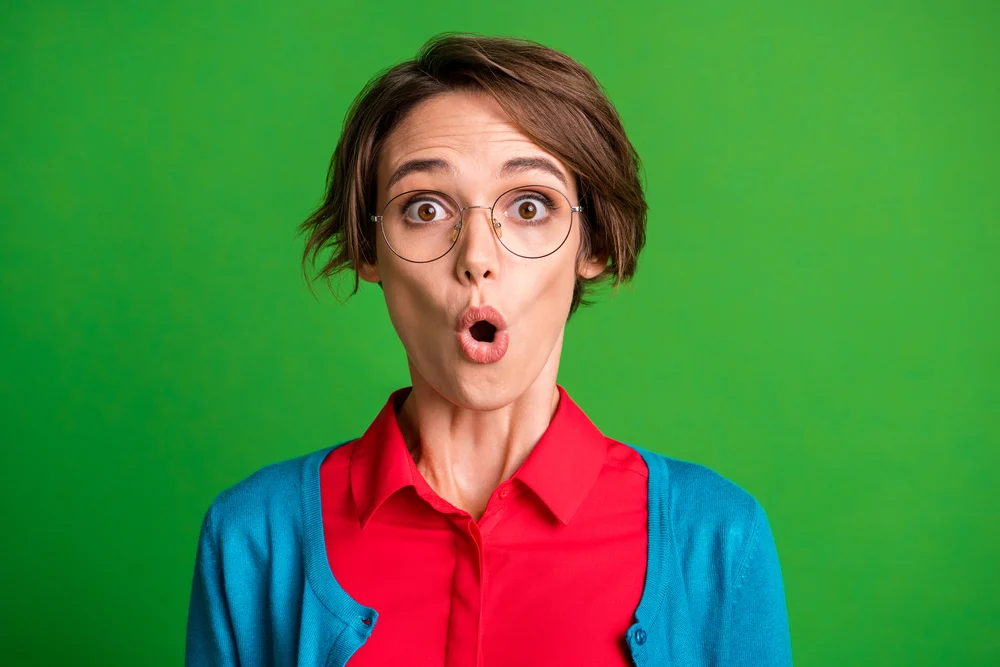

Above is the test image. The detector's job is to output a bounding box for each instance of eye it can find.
[507,195,551,222]
[403,198,450,223]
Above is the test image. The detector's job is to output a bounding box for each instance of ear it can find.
[577,252,608,280]
[357,259,381,284]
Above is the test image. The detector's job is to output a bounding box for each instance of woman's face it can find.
[359,90,604,410]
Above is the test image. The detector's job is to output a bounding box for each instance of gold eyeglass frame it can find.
[368,184,584,264]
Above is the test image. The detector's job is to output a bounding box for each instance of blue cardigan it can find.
[185,441,792,666]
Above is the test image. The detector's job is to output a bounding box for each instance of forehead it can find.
[377,91,571,191]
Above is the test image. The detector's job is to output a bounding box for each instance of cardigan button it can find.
[634,628,647,645]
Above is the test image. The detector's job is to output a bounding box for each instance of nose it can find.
[453,205,501,284]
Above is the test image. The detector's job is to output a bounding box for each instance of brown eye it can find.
[418,203,436,221]
[505,195,550,224]
[403,198,449,224]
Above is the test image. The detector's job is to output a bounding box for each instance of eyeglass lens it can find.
[378,185,574,262]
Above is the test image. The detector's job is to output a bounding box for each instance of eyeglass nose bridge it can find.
[452,204,503,241]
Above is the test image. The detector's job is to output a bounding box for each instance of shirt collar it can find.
[349,387,415,530]
[514,385,608,525]
[349,385,608,528]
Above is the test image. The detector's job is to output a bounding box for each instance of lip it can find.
[456,305,510,364]
[456,305,509,333]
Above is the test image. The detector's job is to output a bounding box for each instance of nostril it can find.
[465,269,492,280]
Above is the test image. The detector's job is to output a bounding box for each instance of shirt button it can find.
[634,628,647,645]
[499,486,510,499]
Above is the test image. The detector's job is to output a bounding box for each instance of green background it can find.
[2,1,997,664]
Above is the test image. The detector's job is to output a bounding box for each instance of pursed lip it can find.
[456,305,509,333]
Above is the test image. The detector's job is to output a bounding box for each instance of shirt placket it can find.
[443,482,512,667]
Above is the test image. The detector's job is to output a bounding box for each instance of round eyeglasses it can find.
[368,184,583,263]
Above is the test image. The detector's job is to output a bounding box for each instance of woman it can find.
[185,34,792,666]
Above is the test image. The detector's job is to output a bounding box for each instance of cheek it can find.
[380,263,449,348]
[375,239,424,324]
[512,253,579,329]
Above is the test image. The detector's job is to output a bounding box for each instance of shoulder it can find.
[201,444,341,548]
[627,443,762,519]
[623,443,768,571]
[618,445,791,660]
[210,450,311,521]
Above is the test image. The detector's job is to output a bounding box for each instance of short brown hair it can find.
[299,33,647,315]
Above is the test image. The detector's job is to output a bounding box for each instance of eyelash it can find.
[395,192,559,217]
[510,192,557,210]
[396,194,452,218]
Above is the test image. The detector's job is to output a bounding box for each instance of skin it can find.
[358,90,605,521]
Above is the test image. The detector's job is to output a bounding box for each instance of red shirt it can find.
[320,385,648,666]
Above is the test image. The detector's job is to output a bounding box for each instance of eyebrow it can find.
[498,156,568,187]
[386,158,451,190]
[385,155,569,191]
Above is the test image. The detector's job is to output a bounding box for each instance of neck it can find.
[396,342,563,521]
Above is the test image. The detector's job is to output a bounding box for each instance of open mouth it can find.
[469,320,497,343]
[456,305,509,364]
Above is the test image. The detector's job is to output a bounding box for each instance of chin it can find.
[417,361,527,412]
[446,373,519,411]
